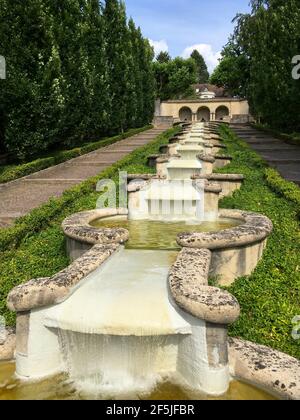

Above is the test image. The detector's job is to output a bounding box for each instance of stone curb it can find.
[229,338,300,400]
[0,328,16,361]
[7,243,120,312]
[62,208,129,245]
[177,209,273,250]
[169,248,240,325]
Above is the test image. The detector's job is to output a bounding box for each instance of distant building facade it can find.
[154,84,251,127]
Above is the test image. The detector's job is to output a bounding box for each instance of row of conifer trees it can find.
[0,0,155,159]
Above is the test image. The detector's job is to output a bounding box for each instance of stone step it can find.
[251,144,298,152]
[241,139,282,145]
[233,128,300,188]
[267,159,300,164]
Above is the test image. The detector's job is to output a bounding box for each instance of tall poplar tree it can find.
[81,0,110,137]
[0,0,156,158]
[104,0,130,133]
[191,50,209,83]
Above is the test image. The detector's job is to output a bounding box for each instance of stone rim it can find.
[7,243,121,312]
[177,209,273,250]
[62,208,129,245]
[229,338,300,400]
[169,248,240,325]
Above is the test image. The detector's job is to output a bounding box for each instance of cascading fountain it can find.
[2,122,300,401]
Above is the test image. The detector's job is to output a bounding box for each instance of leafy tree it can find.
[139,35,155,124]
[210,37,249,97]
[104,0,131,133]
[80,0,111,138]
[153,57,197,100]
[191,50,209,83]
[0,0,65,158]
[229,0,300,131]
[0,0,156,158]
[156,51,171,64]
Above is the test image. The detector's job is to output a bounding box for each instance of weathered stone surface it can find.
[62,208,129,245]
[197,153,215,163]
[7,243,120,312]
[0,328,16,361]
[147,154,161,167]
[127,179,149,193]
[194,181,222,194]
[214,155,233,160]
[229,338,300,400]
[177,209,273,250]
[169,248,240,324]
[192,173,244,182]
[192,173,244,198]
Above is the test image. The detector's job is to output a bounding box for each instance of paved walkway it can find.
[231,125,300,187]
[0,128,165,228]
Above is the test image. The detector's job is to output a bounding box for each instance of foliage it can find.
[0,126,152,184]
[214,0,300,131]
[265,168,300,213]
[190,50,209,83]
[153,57,197,100]
[217,125,300,359]
[156,51,171,64]
[210,37,249,97]
[0,0,155,159]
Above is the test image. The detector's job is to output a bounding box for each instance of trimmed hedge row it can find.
[217,124,300,360]
[0,126,153,184]
[0,127,180,326]
[265,168,300,212]
[252,123,300,146]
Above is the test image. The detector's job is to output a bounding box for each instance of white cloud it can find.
[181,44,221,74]
[149,39,169,57]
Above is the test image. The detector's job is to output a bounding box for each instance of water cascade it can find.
[5,122,284,400]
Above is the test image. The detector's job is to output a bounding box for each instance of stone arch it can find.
[197,107,211,122]
[179,107,193,122]
[216,106,230,121]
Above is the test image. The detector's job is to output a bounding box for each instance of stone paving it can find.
[0,128,165,228]
[231,125,300,187]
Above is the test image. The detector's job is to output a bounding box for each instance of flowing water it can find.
[91,217,241,250]
[0,362,277,400]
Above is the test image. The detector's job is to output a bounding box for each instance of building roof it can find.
[193,84,226,97]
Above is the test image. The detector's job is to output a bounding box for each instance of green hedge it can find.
[0,127,180,326]
[217,125,300,360]
[265,168,300,211]
[252,124,300,146]
[0,126,153,184]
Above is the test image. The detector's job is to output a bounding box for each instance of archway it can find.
[216,106,230,121]
[179,107,192,122]
[197,107,211,122]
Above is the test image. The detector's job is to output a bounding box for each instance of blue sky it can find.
[124,0,251,72]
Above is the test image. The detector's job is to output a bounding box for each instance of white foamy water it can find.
[43,250,217,395]
[45,250,191,336]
